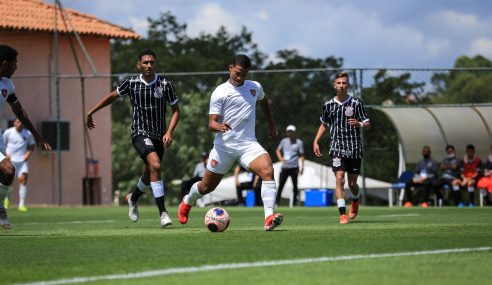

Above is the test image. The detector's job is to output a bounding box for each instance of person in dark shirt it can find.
[404,146,442,208]
[439,145,463,207]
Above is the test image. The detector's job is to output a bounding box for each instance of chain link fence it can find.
[12,68,492,205]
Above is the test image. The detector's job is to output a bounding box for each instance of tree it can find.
[431,55,492,104]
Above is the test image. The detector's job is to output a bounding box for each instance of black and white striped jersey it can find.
[117,74,178,139]
[320,95,369,159]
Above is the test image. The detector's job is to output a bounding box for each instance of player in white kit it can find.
[3,118,35,212]
[0,45,51,229]
[178,54,283,231]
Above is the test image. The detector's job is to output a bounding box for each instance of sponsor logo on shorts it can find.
[144,138,153,146]
[211,159,218,168]
[333,157,341,168]
[250,89,256,96]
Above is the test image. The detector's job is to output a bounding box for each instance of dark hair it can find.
[138,48,156,60]
[0,45,18,62]
[466,144,475,151]
[232,54,251,69]
[445,145,455,151]
[334,71,349,81]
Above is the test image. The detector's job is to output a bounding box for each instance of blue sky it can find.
[61,0,492,68]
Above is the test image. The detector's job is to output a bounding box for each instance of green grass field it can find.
[1,206,491,285]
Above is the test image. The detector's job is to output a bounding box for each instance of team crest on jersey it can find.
[1,89,7,98]
[344,106,354,117]
[154,86,164,98]
[250,89,256,97]
[211,159,218,168]
[333,157,341,168]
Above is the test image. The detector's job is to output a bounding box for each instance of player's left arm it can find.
[162,81,180,148]
[348,99,371,129]
[259,98,278,139]
[9,99,51,150]
[163,103,180,148]
[299,141,305,175]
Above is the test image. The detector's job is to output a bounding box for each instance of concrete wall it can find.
[1,30,113,205]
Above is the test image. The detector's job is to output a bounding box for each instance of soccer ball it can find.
[204,207,230,232]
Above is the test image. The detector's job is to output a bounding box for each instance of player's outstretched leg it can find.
[178,182,203,224]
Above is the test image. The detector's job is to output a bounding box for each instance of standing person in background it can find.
[477,145,492,206]
[3,118,35,212]
[87,48,180,227]
[179,152,208,202]
[0,45,52,229]
[461,144,482,207]
[439,145,464,207]
[276,125,304,206]
[178,54,283,231]
[403,146,442,208]
[313,71,370,224]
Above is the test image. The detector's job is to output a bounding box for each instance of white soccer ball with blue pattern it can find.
[204,207,230,232]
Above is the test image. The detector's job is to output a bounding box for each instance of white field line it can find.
[14,246,492,285]
[20,220,115,225]
[378,213,420,218]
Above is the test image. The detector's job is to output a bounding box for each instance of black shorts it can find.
[132,135,164,161]
[330,156,361,174]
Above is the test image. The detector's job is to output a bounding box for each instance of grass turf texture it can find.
[1,206,491,285]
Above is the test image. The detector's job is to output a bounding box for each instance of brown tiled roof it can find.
[0,0,141,39]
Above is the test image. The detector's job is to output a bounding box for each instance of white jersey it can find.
[0,77,17,156]
[0,77,16,120]
[209,80,265,146]
[3,127,35,162]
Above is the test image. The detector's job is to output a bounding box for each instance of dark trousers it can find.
[440,179,463,206]
[276,167,299,206]
[405,178,442,204]
[179,176,202,202]
[236,182,262,206]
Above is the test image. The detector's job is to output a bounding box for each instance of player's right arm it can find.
[86,90,119,130]
[313,123,327,157]
[208,87,231,133]
[208,114,231,133]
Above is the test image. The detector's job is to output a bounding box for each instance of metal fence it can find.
[13,68,492,205]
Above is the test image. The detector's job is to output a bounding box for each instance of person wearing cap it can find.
[276,125,304,206]
[179,152,209,202]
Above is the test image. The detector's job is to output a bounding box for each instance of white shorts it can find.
[11,160,29,178]
[0,138,5,160]
[207,141,268,174]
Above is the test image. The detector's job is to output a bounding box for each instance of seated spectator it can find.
[404,146,442,208]
[477,145,492,206]
[178,152,208,202]
[439,145,464,207]
[234,164,262,206]
[461,144,482,207]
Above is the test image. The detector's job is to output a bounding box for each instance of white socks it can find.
[261,180,277,219]
[137,177,151,192]
[184,182,203,205]
[337,199,346,208]
[19,184,27,207]
[452,185,460,191]
[467,186,475,193]
[150,180,164,198]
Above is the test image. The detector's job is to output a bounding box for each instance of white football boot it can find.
[0,207,12,229]
[160,212,172,227]
[127,194,139,222]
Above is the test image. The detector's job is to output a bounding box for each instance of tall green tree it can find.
[431,55,492,104]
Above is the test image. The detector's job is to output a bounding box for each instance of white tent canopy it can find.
[197,160,391,206]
